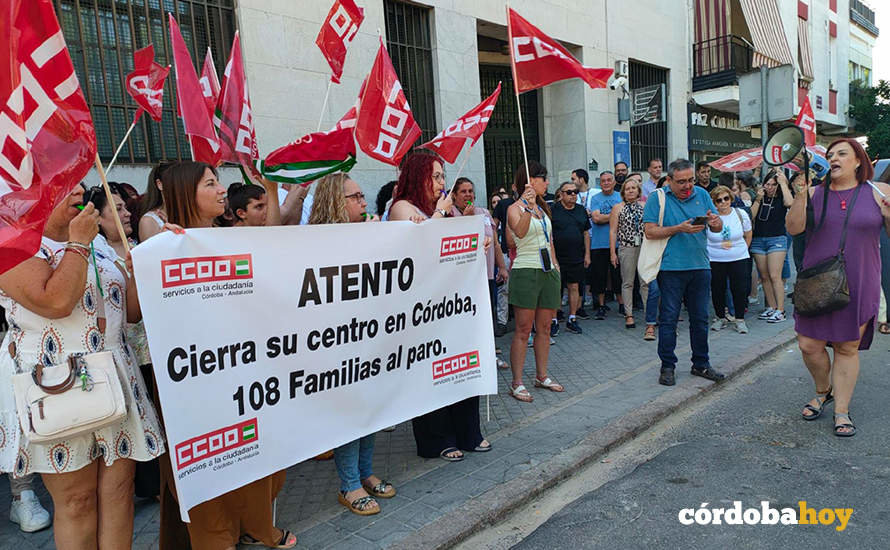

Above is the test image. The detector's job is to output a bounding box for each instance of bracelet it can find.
[435,208,447,217]
[66,241,90,251]
[65,246,89,263]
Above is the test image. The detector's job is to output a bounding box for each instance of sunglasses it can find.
[715,196,731,203]
[562,189,579,195]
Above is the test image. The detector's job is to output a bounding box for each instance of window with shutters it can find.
[383,0,437,145]
[54,0,236,164]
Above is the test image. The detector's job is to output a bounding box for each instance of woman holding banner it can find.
[507,161,564,402]
[308,173,393,515]
[0,185,165,549]
[156,161,296,550]
[389,152,491,462]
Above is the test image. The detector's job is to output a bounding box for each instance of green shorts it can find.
[508,268,561,310]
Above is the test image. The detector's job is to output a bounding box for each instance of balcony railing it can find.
[693,35,754,92]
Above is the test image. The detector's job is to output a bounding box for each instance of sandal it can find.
[880,323,890,335]
[534,377,564,392]
[439,446,464,462]
[510,384,533,402]
[643,325,656,341]
[473,440,492,452]
[496,357,510,370]
[338,491,380,516]
[625,316,636,329]
[833,412,856,437]
[801,388,833,420]
[362,479,396,499]
[240,529,297,548]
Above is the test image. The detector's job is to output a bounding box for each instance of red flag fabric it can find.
[0,0,97,275]
[215,32,258,167]
[420,83,501,163]
[199,47,220,121]
[125,44,169,123]
[169,14,221,165]
[354,39,421,166]
[316,0,365,84]
[795,95,816,148]
[329,106,357,132]
[707,148,763,172]
[507,8,613,93]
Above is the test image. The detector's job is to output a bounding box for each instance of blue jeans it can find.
[645,279,660,325]
[657,270,711,371]
[333,434,375,493]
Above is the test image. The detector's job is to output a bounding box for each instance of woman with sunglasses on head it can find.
[388,152,490,462]
[156,162,295,550]
[507,161,564,403]
[787,138,890,437]
[750,169,794,323]
[707,185,753,333]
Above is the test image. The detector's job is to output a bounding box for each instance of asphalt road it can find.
[512,336,890,549]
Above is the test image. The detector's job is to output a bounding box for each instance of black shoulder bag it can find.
[792,183,861,317]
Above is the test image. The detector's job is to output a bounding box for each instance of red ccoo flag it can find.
[795,95,816,148]
[199,47,221,121]
[0,0,97,275]
[355,38,421,166]
[215,32,258,168]
[507,7,613,93]
[316,0,365,84]
[125,44,169,123]
[169,14,221,165]
[421,83,501,163]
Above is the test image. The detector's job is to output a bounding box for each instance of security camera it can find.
[609,76,628,91]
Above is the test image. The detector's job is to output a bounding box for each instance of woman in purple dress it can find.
[787,138,890,437]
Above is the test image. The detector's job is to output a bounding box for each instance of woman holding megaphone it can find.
[787,138,890,438]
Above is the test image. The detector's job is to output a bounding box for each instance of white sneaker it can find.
[748,295,759,305]
[757,308,776,320]
[9,490,51,533]
[711,318,727,331]
[735,320,749,334]
[767,310,787,323]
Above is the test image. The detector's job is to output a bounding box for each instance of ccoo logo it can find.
[161,254,252,288]
[440,234,479,257]
[175,417,258,469]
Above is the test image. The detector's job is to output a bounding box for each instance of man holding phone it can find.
[642,159,724,387]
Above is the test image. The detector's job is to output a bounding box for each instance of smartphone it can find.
[539,248,552,272]
[691,216,707,226]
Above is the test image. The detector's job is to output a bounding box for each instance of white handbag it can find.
[637,188,669,284]
[12,351,127,444]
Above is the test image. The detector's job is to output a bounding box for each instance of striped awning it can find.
[798,17,814,80]
[739,0,794,68]
[694,0,731,74]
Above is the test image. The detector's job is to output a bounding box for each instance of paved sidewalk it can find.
[0,303,798,549]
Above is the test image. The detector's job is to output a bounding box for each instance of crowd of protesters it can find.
[1,136,889,548]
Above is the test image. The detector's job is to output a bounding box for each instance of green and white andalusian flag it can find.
[260,123,356,185]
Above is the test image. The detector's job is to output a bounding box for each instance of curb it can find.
[390,327,797,550]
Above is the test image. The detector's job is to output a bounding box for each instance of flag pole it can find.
[105,110,142,175]
[506,4,532,194]
[316,80,333,132]
[93,153,131,254]
[451,139,473,184]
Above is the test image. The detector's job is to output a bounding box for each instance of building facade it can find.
[848,0,878,86]
[63,0,692,203]
[691,0,859,162]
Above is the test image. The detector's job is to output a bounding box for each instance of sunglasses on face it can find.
[715,196,731,203]
[562,189,579,195]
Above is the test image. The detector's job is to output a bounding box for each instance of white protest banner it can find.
[131,216,496,520]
